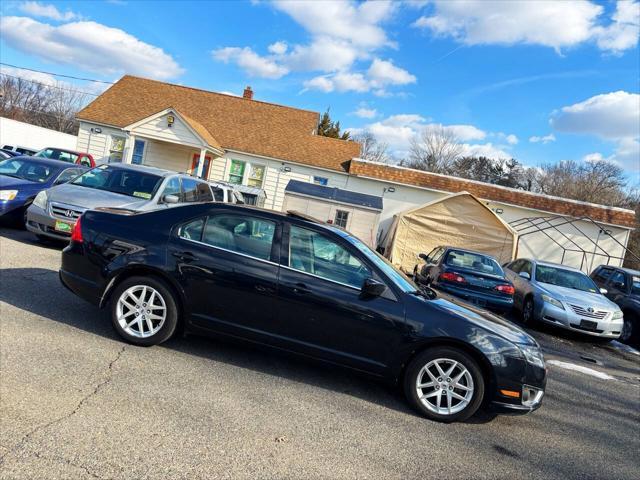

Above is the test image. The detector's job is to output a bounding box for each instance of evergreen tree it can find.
[317,109,350,140]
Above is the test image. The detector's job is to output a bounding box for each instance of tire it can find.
[619,314,637,344]
[404,347,485,423]
[110,276,179,346]
[522,296,535,325]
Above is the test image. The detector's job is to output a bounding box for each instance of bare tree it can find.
[352,131,390,163]
[404,125,463,173]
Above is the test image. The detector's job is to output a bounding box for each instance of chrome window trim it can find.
[279,264,362,292]
[178,236,278,267]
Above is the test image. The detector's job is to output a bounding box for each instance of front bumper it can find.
[0,198,25,217]
[26,203,74,241]
[537,301,622,338]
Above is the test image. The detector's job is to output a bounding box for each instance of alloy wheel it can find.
[415,358,474,416]
[116,285,167,338]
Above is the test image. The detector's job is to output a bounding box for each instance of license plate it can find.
[580,319,598,330]
[54,219,74,233]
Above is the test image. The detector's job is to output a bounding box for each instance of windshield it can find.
[71,165,163,199]
[536,265,598,293]
[35,148,78,163]
[0,158,59,183]
[444,249,503,276]
[632,276,640,296]
[343,233,418,293]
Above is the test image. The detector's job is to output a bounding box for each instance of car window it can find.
[443,249,503,275]
[521,261,532,277]
[535,265,598,293]
[431,247,446,264]
[632,276,640,295]
[610,271,627,290]
[288,225,371,289]
[201,215,275,261]
[56,168,82,184]
[79,155,92,167]
[211,187,225,202]
[0,158,56,182]
[182,178,199,202]
[178,218,205,241]
[508,260,523,273]
[196,182,213,202]
[71,165,163,199]
[592,267,614,283]
[162,177,182,200]
[35,148,54,159]
[57,151,78,163]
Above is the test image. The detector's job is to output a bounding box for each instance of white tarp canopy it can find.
[383,191,518,273]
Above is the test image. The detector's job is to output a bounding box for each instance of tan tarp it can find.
[384,192,518,273]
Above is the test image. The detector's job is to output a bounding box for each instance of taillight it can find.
[440,272,466,283]
[495,284,515,295]
[71,216,83,243]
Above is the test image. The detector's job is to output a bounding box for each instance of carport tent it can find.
[383,192,518,273]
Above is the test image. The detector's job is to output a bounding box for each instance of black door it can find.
[167,212,281,337]
[273,223,405,375]
[606,270,628,302]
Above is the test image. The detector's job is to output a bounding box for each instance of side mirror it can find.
[519,271,531,280]
[162,194,180,204]
[361,278,386,297]
[599,288,608,295]
[418,253,429,262]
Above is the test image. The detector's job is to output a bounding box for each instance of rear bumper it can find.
[436,283,514,312]
[59,269,102,306]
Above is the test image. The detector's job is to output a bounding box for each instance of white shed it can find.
[282,180,383,247]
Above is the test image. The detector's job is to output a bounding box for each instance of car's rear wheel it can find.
[110,276,179,346]
[404,347,484,423]
[522,297,535,325]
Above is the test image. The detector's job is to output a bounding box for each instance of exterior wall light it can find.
[283,166,292,173]
[167,114,175,127]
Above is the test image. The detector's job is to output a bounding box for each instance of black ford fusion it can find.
[60,203,546,423]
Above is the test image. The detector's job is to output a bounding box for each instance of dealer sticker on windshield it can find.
[132,191,152,199]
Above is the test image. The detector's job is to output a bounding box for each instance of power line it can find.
[0,72,101,97]
[0,62,114,85]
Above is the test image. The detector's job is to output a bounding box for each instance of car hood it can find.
[0,175,42,190]
[537,283,617,310]
[420,291,537,346]
[47,183,151,210]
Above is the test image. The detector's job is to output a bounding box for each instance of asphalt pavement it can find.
[1,226,638,480]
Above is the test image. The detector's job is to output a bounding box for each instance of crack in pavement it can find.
[30,449,103,479]
[0,345,126,469]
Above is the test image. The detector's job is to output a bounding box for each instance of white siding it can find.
[143,139,197,172]
[1,117,77,151]
[77,122,126,164]
[131,113,203,147]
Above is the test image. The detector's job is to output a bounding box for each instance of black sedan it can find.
[414,246,515,313]
[60,204,545,423]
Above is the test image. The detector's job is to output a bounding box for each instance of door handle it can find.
[292,282,311,295]
[172,251,198,262]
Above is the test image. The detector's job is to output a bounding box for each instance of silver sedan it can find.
[504,259,624,339]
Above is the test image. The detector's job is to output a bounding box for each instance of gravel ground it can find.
[1,226,638,480]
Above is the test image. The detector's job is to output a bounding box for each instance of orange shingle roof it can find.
[77,75,360,171]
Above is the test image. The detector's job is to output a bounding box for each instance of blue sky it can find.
[1,1,639,180]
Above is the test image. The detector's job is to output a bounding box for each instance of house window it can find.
[109,136,126,163]
[229,160,245,184]
[334,210,349,228]
[248,164,265,187]
[313,176,328,186]
[131,139,146,165]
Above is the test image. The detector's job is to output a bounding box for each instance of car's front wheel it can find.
[620,314,637,344]
[404,347,484,423]
[522,296,535,325]
[110,276,179,346]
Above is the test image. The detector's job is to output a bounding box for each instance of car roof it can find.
[526,258,585,273]
[98,162,177,177]
[3,156,82,168]
[41,147,82,154]
[598,265,640,276]
[439,246,498,258]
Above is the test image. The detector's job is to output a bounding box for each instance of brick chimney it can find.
[243,86,253,100]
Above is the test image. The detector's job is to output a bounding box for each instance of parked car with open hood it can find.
[26,163,216,241]
[504,259,623,339]
[590,265,640,345]
[0,156,87,226]
[59,203,546,423]
[414,246,514,313]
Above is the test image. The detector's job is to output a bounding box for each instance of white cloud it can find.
[367,58,416,86]
[352,107,378,119]
[412,0,638,54]
[0,17,184,80]
[286,38,359,72]
[529,133,556,144]
[552,90,639,170]
[593,1,640,54]
[303,75,334,92]
[213,47,288,79]
[268,41,288,55]
[551,91,640,139]
[20,1,79,21]
[460,143,512,159]
[504,134,519,145]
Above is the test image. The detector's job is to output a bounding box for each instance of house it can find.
[283,180,383,247]
[76,75,636,272]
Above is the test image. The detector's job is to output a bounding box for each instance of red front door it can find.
[191,153,212,179]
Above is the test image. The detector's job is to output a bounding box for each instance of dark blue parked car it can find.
[0,156,87,226]
[414,246,515,313]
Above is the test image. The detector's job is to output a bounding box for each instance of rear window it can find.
[444,250,503,276]
[71,165,163,199]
